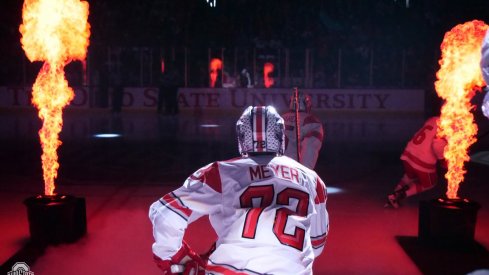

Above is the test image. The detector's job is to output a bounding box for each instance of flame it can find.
[264,62,274,88]
[20,0,90,195]
[435,20,488,199]
[209,58,222,88]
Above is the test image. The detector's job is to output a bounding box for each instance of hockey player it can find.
[282,90,324,169]
[481,29,489,118]
[149,106,329,275]
[385,116,447,208]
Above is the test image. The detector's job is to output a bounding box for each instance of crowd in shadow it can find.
[1,0,488,92]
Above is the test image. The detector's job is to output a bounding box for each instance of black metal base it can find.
[24,194,87,245]
[419,198,480,247]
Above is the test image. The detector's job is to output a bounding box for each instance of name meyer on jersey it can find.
[249,164,308,185]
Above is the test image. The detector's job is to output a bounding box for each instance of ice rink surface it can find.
[1,108,489,274]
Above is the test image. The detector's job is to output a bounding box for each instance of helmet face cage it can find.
[289,92,312,113]
[236,106,285,155]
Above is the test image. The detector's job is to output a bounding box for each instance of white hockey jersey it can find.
[481,30,489,85]
[281,111,324,169]
[149,155,329,275]
[400,117,446,173]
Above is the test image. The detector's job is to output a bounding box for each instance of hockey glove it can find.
[153,241,206,274]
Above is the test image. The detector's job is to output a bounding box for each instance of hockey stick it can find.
[294,87,301,163]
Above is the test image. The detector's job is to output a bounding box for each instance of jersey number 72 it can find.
[239,185,309,251]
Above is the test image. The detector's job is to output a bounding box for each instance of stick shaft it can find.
[294,88,301,163]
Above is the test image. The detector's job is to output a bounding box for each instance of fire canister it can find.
[24,194,87,245]
[419,198,480,247]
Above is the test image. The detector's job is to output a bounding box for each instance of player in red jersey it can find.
[385,117,447,208]
[281,91,324,169]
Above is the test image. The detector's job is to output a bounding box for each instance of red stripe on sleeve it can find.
[311,235,327,248]
[162,193,193,217]
[314,177,326,204]
[402,151,436,170]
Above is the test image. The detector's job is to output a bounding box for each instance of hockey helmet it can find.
[236,106,285,155]
[289,91,312,113]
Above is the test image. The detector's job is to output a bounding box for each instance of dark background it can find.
[1,0,489,91]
